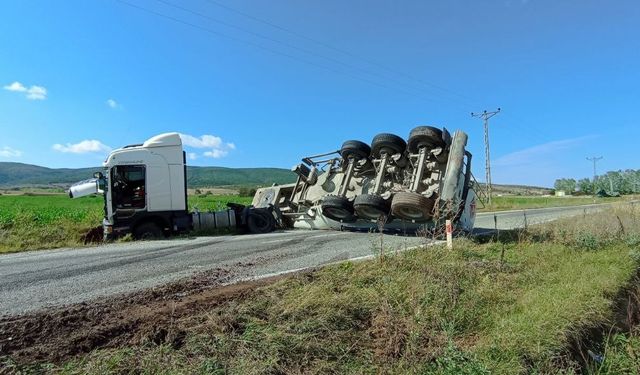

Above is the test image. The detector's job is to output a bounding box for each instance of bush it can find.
[575,231,600,251]
[238,187,257,197]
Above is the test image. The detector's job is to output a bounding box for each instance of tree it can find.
[238,186,257,197]
[554,178,576,193]
[557,168,640,196]
[577,178,593,194]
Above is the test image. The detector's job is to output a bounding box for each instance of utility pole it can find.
[471,108,501,206]
[586,156,603,192]
[586,156,603,199]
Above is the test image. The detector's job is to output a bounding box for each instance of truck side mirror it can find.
[93,172,104,179]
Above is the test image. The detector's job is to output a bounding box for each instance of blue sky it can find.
[1,0,638,187]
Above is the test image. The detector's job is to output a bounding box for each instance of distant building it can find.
[555,190,566,197]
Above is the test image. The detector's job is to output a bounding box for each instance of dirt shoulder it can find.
[0,266,284,365]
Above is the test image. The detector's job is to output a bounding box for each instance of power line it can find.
[116,0,438,101]
[116,0,471,108]
[202,0,475,106]
[471,108,501,206]
[153,0,446,102]
[117,0,539,145]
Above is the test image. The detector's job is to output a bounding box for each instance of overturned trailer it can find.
[253,126,476,234]
[69,127,475,239]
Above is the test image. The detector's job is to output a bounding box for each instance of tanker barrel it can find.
[440,131,468,203]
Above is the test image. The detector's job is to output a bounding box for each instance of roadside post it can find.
[446,220,453,249]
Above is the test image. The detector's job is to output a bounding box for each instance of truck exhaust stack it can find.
[68,178,101,199]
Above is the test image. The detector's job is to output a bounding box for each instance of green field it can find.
[0,194,252,253]
[479,195,625,212]
[0,193,632,253]
[29,204,639,374]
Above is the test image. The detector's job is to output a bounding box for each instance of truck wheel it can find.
[321,195,356,222]
[391,192,435,222]
[407,126,444,153]
[133,222,164,240]
[371,133,406,158]
[354,194,390,220]
[247,209,275,234]
[340,140,371,160]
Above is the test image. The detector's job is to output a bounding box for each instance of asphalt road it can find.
[0,203,607,316]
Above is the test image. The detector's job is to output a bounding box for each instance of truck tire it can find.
[133,222,164,240]
[371,133,406,158]
[321,195,356,222]
[247,209,275,234]
[340,140,371,160]
[391,192,435,222]
[407,126,445,153]
[354,193,391,220]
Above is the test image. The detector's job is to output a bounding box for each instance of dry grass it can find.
[8,204,640,374]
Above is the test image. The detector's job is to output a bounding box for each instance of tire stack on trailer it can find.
[319,125,469,226]
[353,133,406,220]
[320,140,371,222]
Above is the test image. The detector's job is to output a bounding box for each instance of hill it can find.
[0,162,551,193]
[479,182,552,195]
[0,162,296,188]
[0,163,97,187]
[186,166,295,187]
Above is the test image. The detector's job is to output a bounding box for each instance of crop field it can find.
[479,195,624,212]
[0,194,252,253]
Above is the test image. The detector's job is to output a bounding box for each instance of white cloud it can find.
[203,149,229,158]
[106,99,118,109]
[179,133,235,159]
[493,136,595,168]
[52,140,112,154]
[187,152,198,160]
[3,81,47,100]
[0,146,22,158]
[179,133,223,149]
[4,82,27,92]
[490,135,597,186]
[26,85,47,100]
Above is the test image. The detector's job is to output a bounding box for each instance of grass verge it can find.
[14,203,638,374]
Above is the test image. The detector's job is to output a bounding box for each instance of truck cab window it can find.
[111,165,146,209]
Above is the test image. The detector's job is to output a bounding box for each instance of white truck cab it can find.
[99,133,191,239]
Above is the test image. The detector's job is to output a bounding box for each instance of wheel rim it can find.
[323,207,350,220]
[395,205,426,220]
[356,205,386,220]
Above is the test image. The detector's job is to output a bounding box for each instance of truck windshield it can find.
[111,165,146,209]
